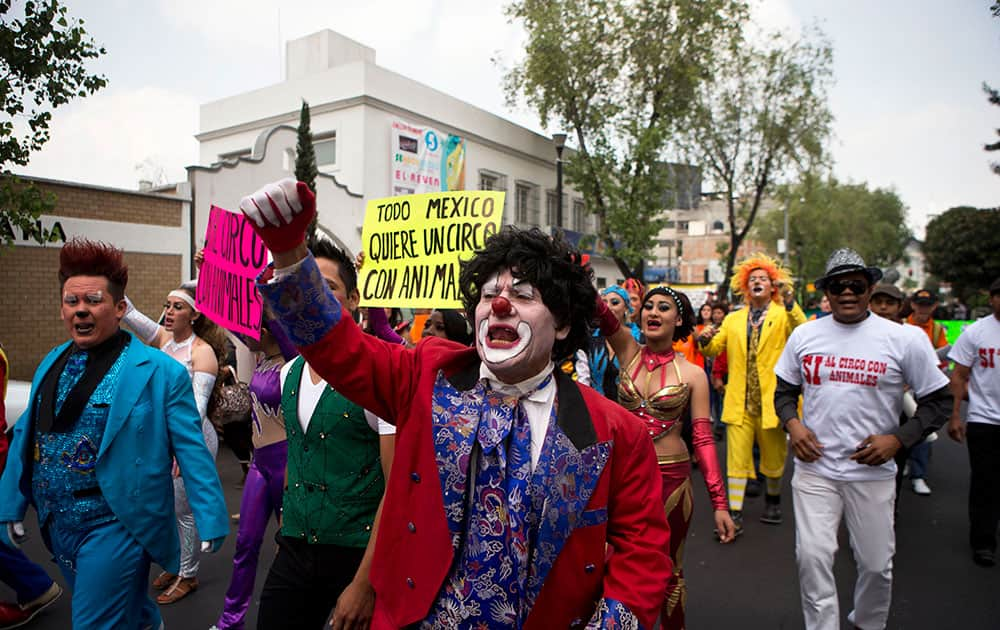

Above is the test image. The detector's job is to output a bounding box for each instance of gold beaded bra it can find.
[617,350,690,439]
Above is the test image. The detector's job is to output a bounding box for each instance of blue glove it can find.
[0,522,27,549]
[200,537,225,553]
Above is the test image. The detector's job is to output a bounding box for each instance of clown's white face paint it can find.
[475,269,568,384]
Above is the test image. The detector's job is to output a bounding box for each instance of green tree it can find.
[294,99,318,242]
[1,0,106,247]
[923,206,1000,299]
[754,176,911,297]
[672,29,833,295]
[503,0,747,279]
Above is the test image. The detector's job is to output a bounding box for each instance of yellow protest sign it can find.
[359,191,505,308]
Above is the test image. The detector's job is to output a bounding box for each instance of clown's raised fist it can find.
[238,178,316,254]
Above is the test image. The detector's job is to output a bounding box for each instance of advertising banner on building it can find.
[390,119,466,195]
[359,191,504,309]
[196,206,268,339]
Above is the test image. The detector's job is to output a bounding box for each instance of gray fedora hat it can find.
[815,248,883,290]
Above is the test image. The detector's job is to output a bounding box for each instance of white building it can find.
[189,29,621,287]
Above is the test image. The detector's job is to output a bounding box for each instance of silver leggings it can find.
[174,418,218,578]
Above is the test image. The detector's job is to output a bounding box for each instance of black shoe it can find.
[973,549,996,567]
[760,502,783,525]
[745,478,762,498]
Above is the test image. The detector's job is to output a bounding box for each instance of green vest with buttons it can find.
[281,357,384,547]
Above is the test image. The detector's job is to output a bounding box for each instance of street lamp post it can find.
[552,132,567,231]
[783,199,790,267]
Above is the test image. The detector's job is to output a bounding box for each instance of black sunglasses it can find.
[827,278,869,295]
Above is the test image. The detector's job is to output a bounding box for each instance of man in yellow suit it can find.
[699,254,805,534]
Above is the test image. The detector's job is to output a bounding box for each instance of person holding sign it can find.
[254,237,397,630]
[237,178,670,628]
[0,239,227,629]
[122,283,229,604]
[595,285,735,629]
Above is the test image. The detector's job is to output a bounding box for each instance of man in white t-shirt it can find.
[947,277,1000,568]
[773,249,952,630]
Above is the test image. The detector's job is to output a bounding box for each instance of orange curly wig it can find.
[730,253,792,303]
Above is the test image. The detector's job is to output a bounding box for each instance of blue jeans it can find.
[46,518,160,630]
[908,440,930,479]
[0,544,54,604]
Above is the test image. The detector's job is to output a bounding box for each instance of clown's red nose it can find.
[491,296,513,317]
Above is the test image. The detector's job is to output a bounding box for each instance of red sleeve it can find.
[712,351,728,379]
[299,315,418,427]
[298,315,471,429]
[601,410,672,628]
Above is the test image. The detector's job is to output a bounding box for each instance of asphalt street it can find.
[3,430,998,629]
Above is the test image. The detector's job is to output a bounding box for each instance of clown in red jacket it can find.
[240,179,671,629]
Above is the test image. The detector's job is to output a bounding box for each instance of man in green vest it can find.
[255,239,396,630]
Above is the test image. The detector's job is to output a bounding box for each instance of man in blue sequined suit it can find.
[0,239,229,629]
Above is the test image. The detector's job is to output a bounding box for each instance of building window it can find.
[596,277,607,289]
[572,199,585,232]
[712,220,725,232]
[515,181,540,226]
[479,169,508,221]
[677,220,690,231]
[479,170,506,191]
[315,137,336,167]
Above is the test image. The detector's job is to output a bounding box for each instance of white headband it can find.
[167,290,197,310]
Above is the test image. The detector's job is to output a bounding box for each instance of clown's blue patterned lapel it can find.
[430,369,483,549]
[430,365,611,605]
[524,370,610,605]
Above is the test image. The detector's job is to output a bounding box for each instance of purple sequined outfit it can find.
[216,357,288,630]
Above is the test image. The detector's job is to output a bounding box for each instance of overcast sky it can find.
[14,0,999,235]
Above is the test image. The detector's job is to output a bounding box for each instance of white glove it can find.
[3,522,26,549]
[123,296,162,343]
[238,179,316,253]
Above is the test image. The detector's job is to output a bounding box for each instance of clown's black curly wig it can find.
[459,227,596,360]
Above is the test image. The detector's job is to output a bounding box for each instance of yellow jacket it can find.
[700,302,806,429]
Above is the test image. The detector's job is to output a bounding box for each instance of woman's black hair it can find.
[711,300,730,316]
[640,286,696,342]
[459,227,596,359]
[438,309,474,346]
[308,237,358,295]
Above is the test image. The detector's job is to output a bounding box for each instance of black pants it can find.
[966,422,1000,552]
[257,534,366,629]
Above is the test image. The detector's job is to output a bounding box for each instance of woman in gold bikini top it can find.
[618,351,690,439]
[595,284,736,629]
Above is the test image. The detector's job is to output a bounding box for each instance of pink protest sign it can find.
[196,206,269,339]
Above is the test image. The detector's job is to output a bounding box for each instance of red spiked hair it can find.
[59,238,129,301]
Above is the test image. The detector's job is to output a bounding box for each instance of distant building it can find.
[894,237,928,290]
[647,191,773,287]
[188,29,623,287]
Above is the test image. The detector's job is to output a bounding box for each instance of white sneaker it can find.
[912,478,932,495]
[924,431,939,443]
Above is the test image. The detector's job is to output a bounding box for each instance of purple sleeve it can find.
[366,305,405,345]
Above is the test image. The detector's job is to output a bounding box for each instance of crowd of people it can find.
[0,176,996,630]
